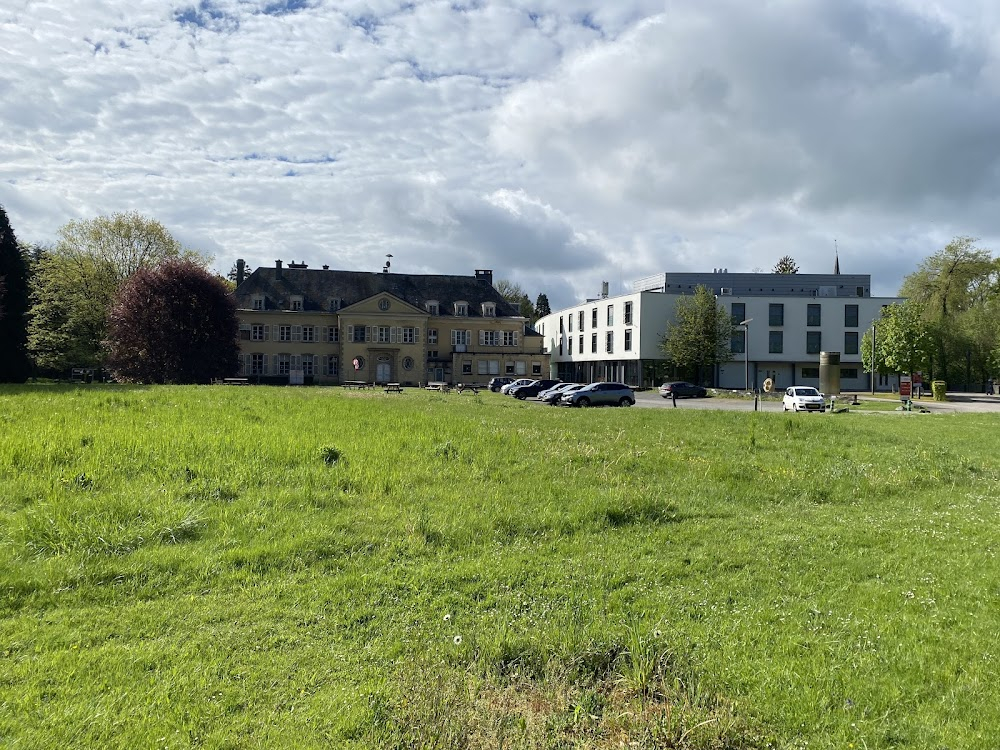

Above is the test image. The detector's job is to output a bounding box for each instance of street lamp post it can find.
[739,318,753,392]
[871,322,876,396]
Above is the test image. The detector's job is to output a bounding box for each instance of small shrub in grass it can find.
[319,445,343,466]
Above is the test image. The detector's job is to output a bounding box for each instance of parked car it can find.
[783,386,826,412]
[509,379,560,399]
[488,376,514,392]
[560,382,635,407]
[500,378,534,395]
[658,381,708,398]
[538,382,579,403]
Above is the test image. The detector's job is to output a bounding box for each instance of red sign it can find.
[899,375,912,400]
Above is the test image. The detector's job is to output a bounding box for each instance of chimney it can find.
[322,264,329,270]
[236,258,245,286]
[601,281,609,299]
[475,269,493,285]
[275,259,283,280]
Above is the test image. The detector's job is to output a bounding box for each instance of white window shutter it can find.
[513,332,519,346]
[466,330,472,346]
[293,325,302,341]
[347,324,354,340]
[390,327,397,344]
[366,326,372,341]
[263,325,269,341]
[262,354,269,374]
[415,327,420,343]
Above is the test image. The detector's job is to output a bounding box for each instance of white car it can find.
[500,378,534,395]
[783,386,826,412]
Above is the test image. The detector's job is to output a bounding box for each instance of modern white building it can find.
[535,270,903,391]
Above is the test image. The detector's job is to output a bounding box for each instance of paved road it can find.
[631,391,1000,414]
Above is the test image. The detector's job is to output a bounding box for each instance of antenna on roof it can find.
[834,239,840,275]
[383,253,393,273]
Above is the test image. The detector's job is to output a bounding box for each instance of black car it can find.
[509,379,560,399]
[488,376,514,392]
[658,381,708,398]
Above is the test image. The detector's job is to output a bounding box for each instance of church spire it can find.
[834,239,840,274]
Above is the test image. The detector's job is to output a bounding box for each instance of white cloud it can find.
[1,0,999,310]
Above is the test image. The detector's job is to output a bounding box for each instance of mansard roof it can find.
[234,265,524,319]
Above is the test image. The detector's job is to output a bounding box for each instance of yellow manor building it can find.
[232,260,548,386]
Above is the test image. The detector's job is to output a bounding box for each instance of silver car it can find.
[560,382,635,407]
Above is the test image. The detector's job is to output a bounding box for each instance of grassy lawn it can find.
[1,385,998,748]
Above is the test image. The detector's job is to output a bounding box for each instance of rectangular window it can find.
[731,333,745,354]
[325,356,339,376]
[323,326,339,343]
[591,308,598,328]
[579,335,584,354]
[568,314,573,333]
[478,360,488,375]
[402,327,416,344]
[482,303,495,317]
[376,326,390,343]
[482,330,500,346]
[731,302,745,325]
[462,361,472,374]
[624,301,633,325]
[290,297,303,311]
[801,367,819,378]
[252,296,264,310]
[624,329,632,351]
[856,286,864,298]
[428,329,438,344]
[250,353,265,374]
[558,341,563,355]
[532,362,542,375]
[278,325,292,342]
[845,304,859,328]
[769,303,784,327]
[277,354,291,375]
[240,324,251,341]
[451,329,469,346]
[606,331,614,353]
[352,326,366,342]
[841,368,859,379]
[302,326,315,342]
[427,302,439,315]
[251,324,267,341]
[328,298,341,312]
[506,361,516,375]
[578,310,585,330]
[607,305,614,326]
[559,316,564,333]
[845,331,859,355]
[591,333,597,353]
[769,330,783,353]
[806,331,822,354]
[489,360,500,374]
[455,302,468,316]
[516,361,526,375]
[807,304,821,327]
[302,356,314,376]
[502,330,518,346]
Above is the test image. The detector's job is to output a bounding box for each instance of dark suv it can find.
[488,376,514,392]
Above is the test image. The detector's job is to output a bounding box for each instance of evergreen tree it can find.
[105,259,239,384]
[0,206,32,382]
[535,293,551,318]
[772,256,799,274]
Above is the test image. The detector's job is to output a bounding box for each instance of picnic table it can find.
[424,381,451,393]
[384,383,403,393]
[456,383,481,394]
[343,381,373,390]
[213,377,249,385]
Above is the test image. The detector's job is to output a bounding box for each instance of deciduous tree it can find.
[105,259,239,384]
[0,206,31,382]
[862,302,933,378]
[660,285,734,383]
[28,212,204,372]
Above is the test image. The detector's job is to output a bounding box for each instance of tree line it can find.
[0,207,238,384]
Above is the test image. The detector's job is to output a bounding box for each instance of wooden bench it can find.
[456,383,481,394]
[213,377,249,385]
[425,381,451,393]
[384,383,403,393]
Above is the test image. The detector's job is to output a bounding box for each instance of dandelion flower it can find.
[453,635,462,645]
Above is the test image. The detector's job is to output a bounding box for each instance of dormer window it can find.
[251,295,264,310]
[290,295,303,311]
[482,302,496,317]
[328,298,341,312]
[454,301,468,316]
[426,300,439,315]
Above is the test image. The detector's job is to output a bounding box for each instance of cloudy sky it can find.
[3,0,1000,309]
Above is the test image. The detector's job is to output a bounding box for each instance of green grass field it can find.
[1,385,998,749]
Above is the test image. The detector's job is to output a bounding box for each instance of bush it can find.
[932,380,947,401]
